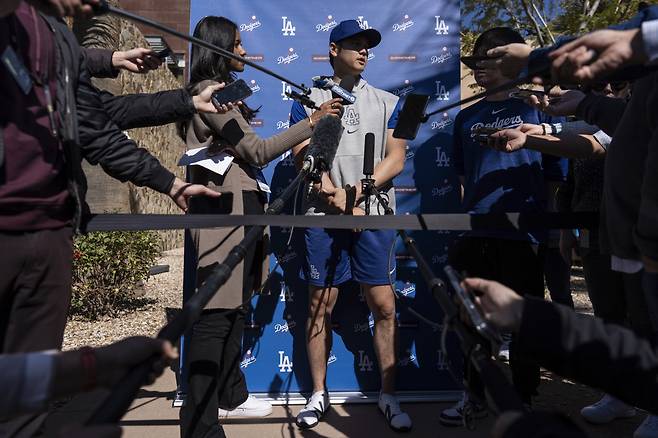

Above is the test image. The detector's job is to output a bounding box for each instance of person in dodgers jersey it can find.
[439,27,567,428]
[288,19,411,432]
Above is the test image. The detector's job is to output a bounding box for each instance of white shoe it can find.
[296,391,330,429]
[378,393,412,432]
[580,394,636,424]
[634,415,658,438]
[439,392,487,427]
[218,395,272,418]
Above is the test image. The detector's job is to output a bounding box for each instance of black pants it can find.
[180,191,264,438]
[449,236,544,401]
[0,227,73,437]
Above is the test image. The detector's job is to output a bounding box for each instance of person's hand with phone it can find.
[488,128,526,153]
[461,277,525,333]
[193,82,238,114]
[111,48,162,74]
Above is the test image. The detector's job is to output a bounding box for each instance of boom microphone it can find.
[303,115,343,174]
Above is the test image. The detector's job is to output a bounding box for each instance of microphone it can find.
[362,133,375,215]
[312,75,357,105]
[363,133,375,176]
[302,115,343,174]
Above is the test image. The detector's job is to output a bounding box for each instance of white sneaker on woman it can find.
[580,394,636,424]
[218,395,272,418]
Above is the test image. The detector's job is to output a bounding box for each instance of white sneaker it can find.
[296,391,330,429]
[378,393,412,432]
[634,415,658,438]
[580,394,636,424]
[439,392,487,427]
[218,395,272,418]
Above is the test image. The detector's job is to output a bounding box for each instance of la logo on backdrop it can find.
[188,0,461,397]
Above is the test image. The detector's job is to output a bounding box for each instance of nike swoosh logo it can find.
[347,129,358,134]
[491,108,506,115]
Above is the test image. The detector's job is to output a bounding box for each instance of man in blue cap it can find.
[289,19,410,432]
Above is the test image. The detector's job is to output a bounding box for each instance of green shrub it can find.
[70,230,161,320]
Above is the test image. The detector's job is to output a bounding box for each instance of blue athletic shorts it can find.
[301,227,397,287]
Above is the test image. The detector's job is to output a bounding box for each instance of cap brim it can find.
[359,28,382,48]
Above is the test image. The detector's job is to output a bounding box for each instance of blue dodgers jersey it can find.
[452,97,566,241]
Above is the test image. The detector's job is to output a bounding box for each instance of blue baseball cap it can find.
[329,20,381,48]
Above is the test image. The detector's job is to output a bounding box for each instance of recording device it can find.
[392,94,430,140]
[188,192,234,214]
[509,89,562,103]
[444,265,502,348]
[312,75,357,106]
[155,47,171,60]
[211,79,253,107]
[303,115,343,175]
[473,126,501,143]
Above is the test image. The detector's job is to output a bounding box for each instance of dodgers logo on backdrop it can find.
[431,47,453,64]
[278,151,296,168]
[278,351,293,372]
[432,113,453,131]
[435,81,450,101]
[327,352,337,365]
[354,321,369,333]
[432,183,454,198]
[397,282,415,297]
[358,350,374,372]
[405,145,415,161]
[398,349,418,367]
[316,15,337,32]
[356,16,370,30]
[279,281,295,302]
[281,82,292,101]
[344,107,360,127]
[393,14,414,32]
[241,349,256,369]
[278,48,299,65]
[394,79,415,97]
[240,15,261,32]
[435,147,450,167]
[432,249,449,265]
[276,117,290,130]
[247,79,261,93]
[435,16,449,35]
[274,320,296,333]
[281,16,296,36]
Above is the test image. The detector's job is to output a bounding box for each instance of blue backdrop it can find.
[187,0,463,399]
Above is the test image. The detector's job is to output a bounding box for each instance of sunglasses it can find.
[590,81,629,93]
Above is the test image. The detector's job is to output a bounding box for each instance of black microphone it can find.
[303,115,343,174]
[363,133,375,176]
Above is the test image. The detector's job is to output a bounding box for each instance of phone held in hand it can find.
[393,93,430,140]
[509,88,562,103]
[472,126,501,143]
[155,48,172,60]
[444,265,502,348]
[211,79,253,108]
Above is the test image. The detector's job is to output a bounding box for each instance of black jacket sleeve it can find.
[75,49,175,194]
[99,88,197,130]
[518,297,658,414]
[82,48,119,79]
[575,94,628,137]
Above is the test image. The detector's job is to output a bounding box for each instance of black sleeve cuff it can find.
[148,166,176,194]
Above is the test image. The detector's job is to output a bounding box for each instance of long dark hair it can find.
[188,16,258,121]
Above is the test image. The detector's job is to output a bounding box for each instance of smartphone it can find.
[444,265,502,347]
[211,79,253,107]
[510,89,562,103]
[393,94,430,140]
[472,126,500,143]
[155,48,171,60]
[188,192,234,215]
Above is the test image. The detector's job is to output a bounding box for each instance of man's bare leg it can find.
[362,283,397,394]
[306,286,339,392]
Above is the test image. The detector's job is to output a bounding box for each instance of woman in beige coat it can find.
[179,16,341,438]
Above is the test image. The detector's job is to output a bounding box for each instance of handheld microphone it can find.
[362,133,376,215]
[312,76,357,105]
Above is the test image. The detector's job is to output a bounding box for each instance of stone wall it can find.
[74,0,185,249]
